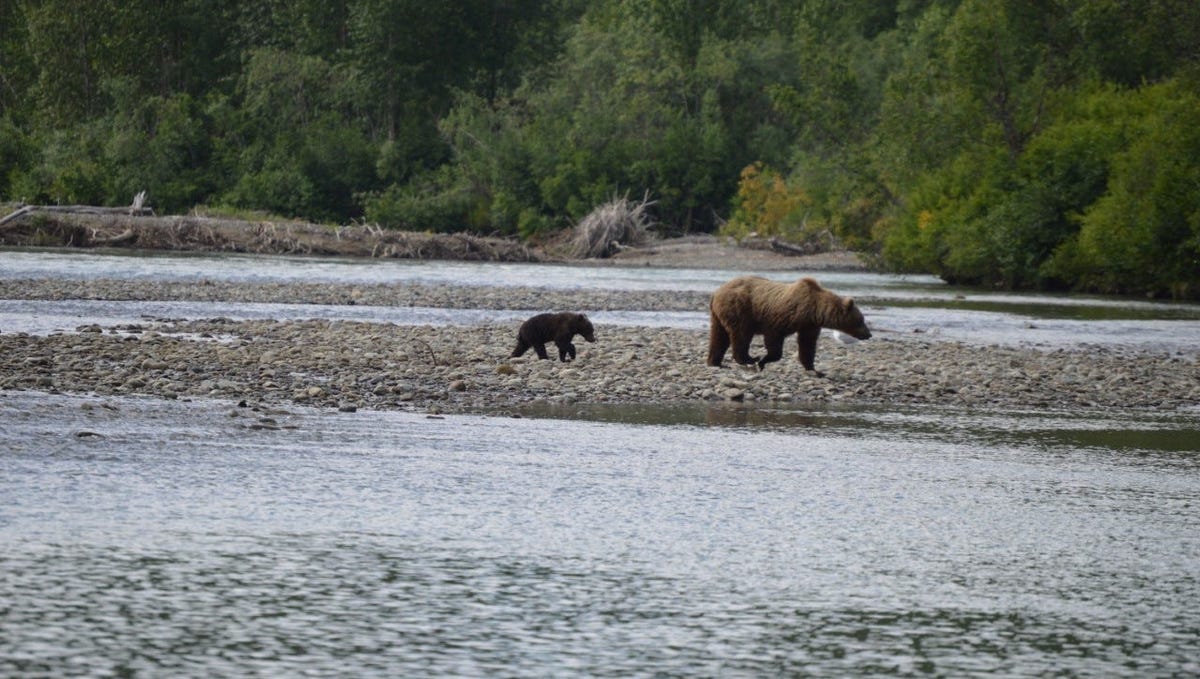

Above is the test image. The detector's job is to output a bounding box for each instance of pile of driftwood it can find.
[571,192,656,258]
[0,192,153,245]
[0,194,542,262]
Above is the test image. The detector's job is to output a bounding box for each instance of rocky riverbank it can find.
[2,277,1198,416]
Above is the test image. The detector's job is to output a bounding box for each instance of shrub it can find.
[720,162,818,245]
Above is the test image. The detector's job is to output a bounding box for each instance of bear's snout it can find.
[852,326,872,340]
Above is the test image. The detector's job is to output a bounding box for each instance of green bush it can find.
[362,173,476,233]
[1063,82,1200,297]
[880,83,1167,291]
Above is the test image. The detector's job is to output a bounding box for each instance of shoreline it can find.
[2,236,1198,418]
[0,211,870,272]
[2,276,1198,417]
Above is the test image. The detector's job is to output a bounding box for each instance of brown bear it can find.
[707,276,871,376]
[511,312,596,362]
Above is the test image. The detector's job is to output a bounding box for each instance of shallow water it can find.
[4,297,1200,354]
[2,391,1198,677]
[3,249,1200,676]
[5,246,1199,315]
[0,246,940,295]
[3,249,1200,353]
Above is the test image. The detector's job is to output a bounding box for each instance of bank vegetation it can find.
[1,1,1197,297]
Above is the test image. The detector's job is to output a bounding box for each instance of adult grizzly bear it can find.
[707,276,871,376]
[511,312,596,362]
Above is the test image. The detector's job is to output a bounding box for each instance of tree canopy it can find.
[2,0,1198,297]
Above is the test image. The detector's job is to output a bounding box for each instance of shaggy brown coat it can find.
[707,276,871,376]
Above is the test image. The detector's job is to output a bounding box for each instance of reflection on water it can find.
[2,392,1199,676]
[511,401,1200,456]
[3,248,1199,676]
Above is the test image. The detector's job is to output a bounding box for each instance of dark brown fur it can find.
[511,312,596,362]
[707,276,871,376]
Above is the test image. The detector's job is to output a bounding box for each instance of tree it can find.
[217,48,375,221]
[1063,80,1200,297]
[21,0,116,124]
[1068,0,1200,87]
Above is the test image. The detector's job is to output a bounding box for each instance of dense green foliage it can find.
[2,0,1198,296]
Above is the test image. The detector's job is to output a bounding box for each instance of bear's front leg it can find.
[796,326,824,376]
[510,337,531,358]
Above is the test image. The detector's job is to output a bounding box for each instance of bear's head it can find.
[837,298,872,340]
[574,314,596,343]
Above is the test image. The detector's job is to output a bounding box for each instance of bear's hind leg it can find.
[533,343,550,360]
[707,317,731,366]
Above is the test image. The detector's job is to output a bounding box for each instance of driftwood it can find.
[0,190,542,261]
[572,191,656,259]
[768,237,816,256]
[766,230,840,257]
[0,191,153,229]
[93,228,137,245]
[0,206,543,262]
[0,205,35,228]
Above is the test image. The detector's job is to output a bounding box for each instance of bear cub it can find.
[707,276,871,376]
[511,312,596,362]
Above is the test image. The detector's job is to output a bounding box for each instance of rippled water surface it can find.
[3,392,1200,677]
[0,247,940,294]
[3,249,1200,676]
[4,248,1200,352]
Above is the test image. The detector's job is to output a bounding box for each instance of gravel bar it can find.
[2,277,1198,416]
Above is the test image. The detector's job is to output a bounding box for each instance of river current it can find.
[2,249,1199,676]
[4,248,1200,353]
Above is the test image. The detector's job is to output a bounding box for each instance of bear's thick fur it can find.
[707,276,871,376]
[511,312,596,362]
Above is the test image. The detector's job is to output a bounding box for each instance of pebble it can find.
[0,278,1197,415]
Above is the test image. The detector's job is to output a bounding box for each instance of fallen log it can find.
[93,227,137,245]
[0,205,35,228]
[28,204,152,216]
[0,191,153,230]
[768,237,815,256]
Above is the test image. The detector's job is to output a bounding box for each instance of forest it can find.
[1,0,1198,297]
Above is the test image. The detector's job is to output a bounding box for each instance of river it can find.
[3,248,1200,352]
[2,249,1199,676]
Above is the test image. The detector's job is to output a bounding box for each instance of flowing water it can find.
[2,393,1199,677]
[3,248,1200,353]
[2,248,1200,676]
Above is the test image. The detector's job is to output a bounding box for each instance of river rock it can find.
[0,277,1197,417]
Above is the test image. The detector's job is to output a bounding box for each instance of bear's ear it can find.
[845,297,856,310]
